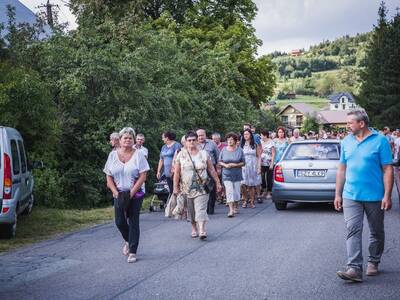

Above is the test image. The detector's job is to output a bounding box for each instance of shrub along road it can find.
[0,186,399,300]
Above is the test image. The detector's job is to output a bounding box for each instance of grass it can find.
[274,95,329,110]
[0,196,154,254]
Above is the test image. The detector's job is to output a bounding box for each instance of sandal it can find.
[242,202,247,208]
[191,232,199,238]
[227,213,234,218]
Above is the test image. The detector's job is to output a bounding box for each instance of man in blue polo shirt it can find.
[335,109,393,283]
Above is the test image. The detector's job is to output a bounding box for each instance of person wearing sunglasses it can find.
[173,131,222,240]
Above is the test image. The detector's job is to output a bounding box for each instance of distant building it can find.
[285,92,296,99]
[277,102,355,131]
[277,103,316,129]
[328,92,357,111]
[290,49,302,57]
[317,110,349,130]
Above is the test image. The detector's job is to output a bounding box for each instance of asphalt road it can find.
[1,187,400,300]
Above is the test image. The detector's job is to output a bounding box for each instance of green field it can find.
[274,95,329,109]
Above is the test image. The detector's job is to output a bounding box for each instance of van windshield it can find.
[284,143,340,160]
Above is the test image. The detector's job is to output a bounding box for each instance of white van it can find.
[0,127,37,238]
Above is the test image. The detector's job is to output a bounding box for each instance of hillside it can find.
[270,32,372,108]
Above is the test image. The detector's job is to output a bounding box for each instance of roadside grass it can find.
[0,196,154,254]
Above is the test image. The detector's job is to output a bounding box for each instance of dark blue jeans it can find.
[114,191,143,254]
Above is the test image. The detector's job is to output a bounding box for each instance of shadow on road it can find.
[283,202,339,213]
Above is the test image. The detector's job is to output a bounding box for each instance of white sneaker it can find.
[122,242,129,256]
[127,253,137,263]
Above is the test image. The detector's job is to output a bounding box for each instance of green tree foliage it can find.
[272,32,371,98]
[0,1,276,208]
[301,114,320,134]
[358,2,400,128]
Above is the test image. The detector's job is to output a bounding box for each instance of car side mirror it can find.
[32,161,44,169]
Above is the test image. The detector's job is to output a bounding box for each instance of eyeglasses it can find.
[186,139,196,142]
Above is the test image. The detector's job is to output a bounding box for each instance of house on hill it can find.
[277,102,352,131]
[317,110,348,130]
[277,103,317,129]
[328,92,356,111]
[290,49,302,57]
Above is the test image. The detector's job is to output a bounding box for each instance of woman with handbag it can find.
[104,127,150,263]
[173,131,222,240]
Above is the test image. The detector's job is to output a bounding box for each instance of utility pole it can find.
[38,0,59,28]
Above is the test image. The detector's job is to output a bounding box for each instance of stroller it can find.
[149,177,170,212]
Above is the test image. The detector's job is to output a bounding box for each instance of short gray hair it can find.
[110,132,120,140]
[212,132,221,139]
[119,127,136,138]
[347,108,369,126]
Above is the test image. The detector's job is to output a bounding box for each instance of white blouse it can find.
[103,150,150,191]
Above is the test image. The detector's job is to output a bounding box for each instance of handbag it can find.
[117,191,131,213]
[165,193,177,218]
[186,149,214,194]
[117,189,144,212]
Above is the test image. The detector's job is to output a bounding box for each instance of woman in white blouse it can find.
[104,127,150,263]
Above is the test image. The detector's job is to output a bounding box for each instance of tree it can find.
[358,2,400,128]
[0,1,277,208]
[301,114,320,134]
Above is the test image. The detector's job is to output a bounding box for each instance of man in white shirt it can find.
[134,133,148,159]
[134,133,149,192]
[383,126,395,154]
[290,128,304,142]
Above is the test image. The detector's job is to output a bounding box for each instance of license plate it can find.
[296,169,326,177]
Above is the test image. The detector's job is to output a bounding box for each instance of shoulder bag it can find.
[186,149,214,194]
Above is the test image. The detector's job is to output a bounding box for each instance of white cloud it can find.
[253,0,400,55]
[19,0,77,29]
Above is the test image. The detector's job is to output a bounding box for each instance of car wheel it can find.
[274,201,287,210]
[22,194,34,215]
[0,211,17,239]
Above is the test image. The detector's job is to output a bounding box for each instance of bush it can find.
[33,168,67,208]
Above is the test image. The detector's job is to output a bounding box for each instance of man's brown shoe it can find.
[337,267,363,282]
[366,263,379,276]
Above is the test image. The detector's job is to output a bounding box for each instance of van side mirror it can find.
[32,161,44,169]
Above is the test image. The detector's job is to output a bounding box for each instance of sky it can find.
[19,0,400,55]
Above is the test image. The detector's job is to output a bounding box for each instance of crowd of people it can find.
[103,119,400,265]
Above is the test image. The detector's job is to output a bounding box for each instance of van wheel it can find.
[22,194,34,215]
[274,202,287,210]
[0,211,17,239]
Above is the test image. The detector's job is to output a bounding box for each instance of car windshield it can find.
[284,143,340,160]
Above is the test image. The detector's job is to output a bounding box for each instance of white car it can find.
[0,126,41,238]
[272,140,341,210]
